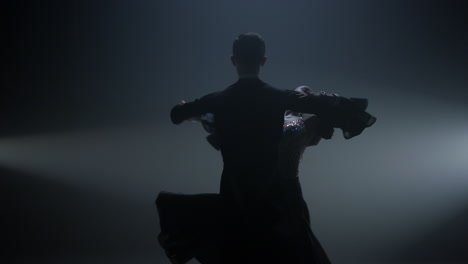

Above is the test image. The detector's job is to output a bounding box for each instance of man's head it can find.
[231,32,267,75]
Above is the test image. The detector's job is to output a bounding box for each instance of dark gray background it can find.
[2,0,467,263]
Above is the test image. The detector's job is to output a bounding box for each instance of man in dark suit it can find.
[170,32,374,263]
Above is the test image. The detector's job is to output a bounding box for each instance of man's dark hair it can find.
[232,32,266,67]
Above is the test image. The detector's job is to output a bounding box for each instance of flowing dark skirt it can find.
[156,178,331,264]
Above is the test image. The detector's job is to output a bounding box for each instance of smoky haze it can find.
[2,1,467,263]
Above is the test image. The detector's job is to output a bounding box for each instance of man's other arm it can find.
[170,92,219,124]
[282,90,342,115]
[282,89,376,139]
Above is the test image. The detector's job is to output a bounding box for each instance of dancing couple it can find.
[156,32,376,264]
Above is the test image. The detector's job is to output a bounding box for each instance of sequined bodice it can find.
[283,119,305,135]
[278,118,312,179]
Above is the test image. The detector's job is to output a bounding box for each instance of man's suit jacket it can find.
[170,77,338,214]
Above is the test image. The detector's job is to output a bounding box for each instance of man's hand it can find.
[174,100,202,122]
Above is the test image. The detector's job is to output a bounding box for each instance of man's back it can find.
[214,77,286,163]
[207,77,292,209]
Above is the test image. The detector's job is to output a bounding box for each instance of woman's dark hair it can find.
[232,32,265,67]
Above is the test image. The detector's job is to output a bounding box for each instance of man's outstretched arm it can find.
[283,90,342,115]
[170,92,219,124]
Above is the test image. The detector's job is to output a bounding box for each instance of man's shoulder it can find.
[259,82,296,98]
[223,79,292,94]
[262,82,290,92]
[197,90,224,101]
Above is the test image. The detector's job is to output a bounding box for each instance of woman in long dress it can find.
[156,86,342,264]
